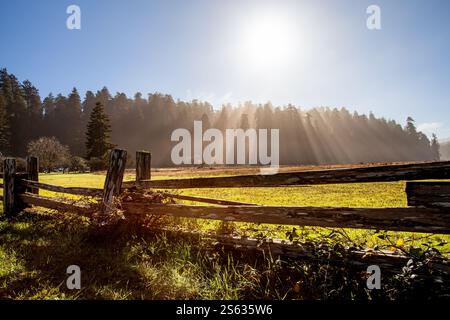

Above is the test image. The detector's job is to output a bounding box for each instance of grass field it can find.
[0,168,449,299]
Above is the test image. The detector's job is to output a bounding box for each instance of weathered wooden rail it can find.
[21,179,103,197]
[122,161,450,189]
[406,182,450,208]
[20,193,92,215]
[121,203,450,234]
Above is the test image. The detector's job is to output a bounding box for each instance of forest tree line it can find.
[0,68,441,167]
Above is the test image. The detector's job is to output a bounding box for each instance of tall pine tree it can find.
[431,133,440,161]
[0,93,11,155]
[85,102,113,159]
[65,87,83,155]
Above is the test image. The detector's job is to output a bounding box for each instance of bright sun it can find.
[239,11,298,71]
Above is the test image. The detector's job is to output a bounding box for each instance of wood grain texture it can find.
[3,159,17,217]
[406,182,450,208]
[122,203,450,234]
[26,156,39,194]
[101,149,127,213]
[20,179,103,197]
[20,193,93,215]
[136,151,151,182]
[123,161,450,189]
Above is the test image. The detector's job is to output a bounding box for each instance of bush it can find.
[88,157,108,171]
[69,156,89,173]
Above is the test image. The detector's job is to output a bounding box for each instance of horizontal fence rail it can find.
[121,203,450,234]
[20,193,93,215]
[20,179,103,197]
[123,161,450,189]
[406,182,450,208]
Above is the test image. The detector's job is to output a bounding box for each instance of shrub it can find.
[88,157,108,171]
[69,156,89,173]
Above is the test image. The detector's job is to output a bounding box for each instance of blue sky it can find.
[1,0,450,139]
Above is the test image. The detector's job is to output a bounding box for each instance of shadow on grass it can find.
[0,212,155,299]
[1,211,448,300]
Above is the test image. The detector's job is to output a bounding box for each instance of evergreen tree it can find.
[405,117,417,136]
[21,79,42,141]
[0,69,28,155]
[240,113,250,130]
[431,133,440,161]
[0,93,11,154]
[201,112,211,129]
[82,91,96,116]
[85,102,113,159]
[65,87,83,154]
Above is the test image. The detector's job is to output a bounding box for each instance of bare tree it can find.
[27,137,71,172]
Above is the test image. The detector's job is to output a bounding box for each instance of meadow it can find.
[0,167,449,299]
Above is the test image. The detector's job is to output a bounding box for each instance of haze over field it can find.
[0,70,441,166]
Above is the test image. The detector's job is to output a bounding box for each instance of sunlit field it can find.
[0,167,449,299]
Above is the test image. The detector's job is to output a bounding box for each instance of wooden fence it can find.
[2,149,450,272]
[1,149,450,235]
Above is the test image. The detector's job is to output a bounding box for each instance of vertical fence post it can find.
[101,149,127,214]
[26,156,39,194]
[3,159,17,217]
[136,150,151,183]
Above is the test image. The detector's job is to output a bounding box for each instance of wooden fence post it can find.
[26,156,39,194]
[3,159,17,217]
[136,151,151,183]
[101,149,127,213]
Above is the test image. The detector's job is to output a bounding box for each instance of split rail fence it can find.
[1,149,450,270]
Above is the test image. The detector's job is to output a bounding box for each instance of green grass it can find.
[32,173,450,249]
[0,170,449,300]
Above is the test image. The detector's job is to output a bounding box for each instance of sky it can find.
[1,0,450,139]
